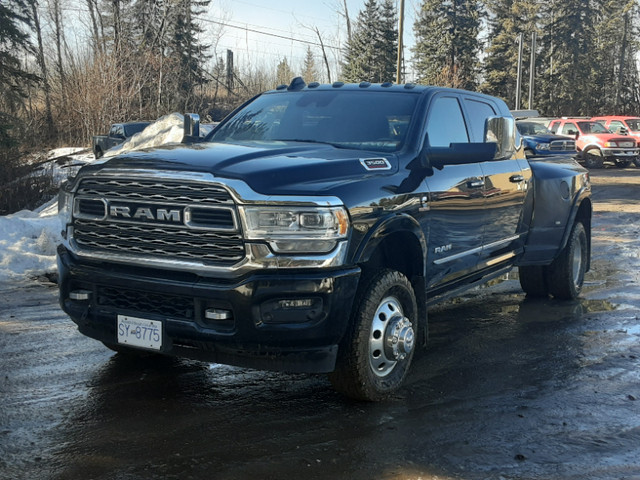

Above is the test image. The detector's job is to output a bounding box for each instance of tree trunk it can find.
[31,1,56,140]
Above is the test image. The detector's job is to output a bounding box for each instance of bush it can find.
[0,148,57,215]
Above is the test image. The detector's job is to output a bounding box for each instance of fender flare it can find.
[557,186,592,269]
[352,212,428,277]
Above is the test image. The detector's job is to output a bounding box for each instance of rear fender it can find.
[516,159,591,267]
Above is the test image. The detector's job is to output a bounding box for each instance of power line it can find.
[200,17,341,52]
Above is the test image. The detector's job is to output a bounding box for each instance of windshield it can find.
[123,123,149,136]
[516,121,551,135]
[577,121,610,134]
[625,119,640,132]
[208,90,419,153]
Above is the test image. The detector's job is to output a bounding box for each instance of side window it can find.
[549,121,559,134]
[563,123,578,135]
[426,96,469,147]
[463,98,496,142]
[610,120,624,133]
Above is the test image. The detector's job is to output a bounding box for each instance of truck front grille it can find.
[550,140,576,151]
[71,177,245,266]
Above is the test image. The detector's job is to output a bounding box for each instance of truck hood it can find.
[524,133,573,143]
[82,141,399,195]
[579,133,635,144]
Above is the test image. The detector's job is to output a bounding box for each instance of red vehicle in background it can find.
[591,116,640,167]
[549,117,639,168]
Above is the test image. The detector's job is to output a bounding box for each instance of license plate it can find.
[117,315,162,350]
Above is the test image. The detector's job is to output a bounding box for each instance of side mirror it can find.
[420,134,498,169]
[484,116,516,160]
[183,113,201,143]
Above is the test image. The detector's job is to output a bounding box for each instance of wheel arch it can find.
[561,194,592,272]
[353,213,426,281]
[352,214,428,344]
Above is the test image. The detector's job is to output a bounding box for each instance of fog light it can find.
[205,308,232,321]
[69,289,91,301]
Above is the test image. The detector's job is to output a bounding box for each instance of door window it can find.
[463,98,497,142]
[426,96,469,147]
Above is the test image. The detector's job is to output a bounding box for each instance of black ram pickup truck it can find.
[58,79,592,401]
[92,121,150,158]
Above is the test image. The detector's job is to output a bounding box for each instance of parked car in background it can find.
[549,117,639,168]
[516,120,576,158]
[591,116,640,167]
[93,122,151,158]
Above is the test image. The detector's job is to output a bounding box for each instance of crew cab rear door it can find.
[461,95,530,266]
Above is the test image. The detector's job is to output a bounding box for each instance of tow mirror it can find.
[182,113,201,143]
[420,134,498,169]
[484,116,516,160]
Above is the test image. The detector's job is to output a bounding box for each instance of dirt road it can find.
[1,167,639,480]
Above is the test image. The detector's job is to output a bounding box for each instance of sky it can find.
[205,0,420,81]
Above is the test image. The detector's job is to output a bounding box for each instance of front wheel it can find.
[547,222,588,300]
[329,269,418,401]
[633,157,640,168]
[615,159,632,168]
[582,148,604,169]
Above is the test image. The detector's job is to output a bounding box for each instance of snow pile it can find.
[103,113,214,158]
[104,113,185,157]
[0,199,61,281]
[0,113,200,281]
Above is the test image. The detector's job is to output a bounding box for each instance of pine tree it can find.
[0,0,39,147]
[0,0,38,115]
[412,0,482,90]
[276,57,295,86]
[341,0,397,83]
[481,0,539,107]
[168,0,211,111]
[535,0,597,115]
[302,46,319,83]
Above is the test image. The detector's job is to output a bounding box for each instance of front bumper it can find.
[601,147,639,158]
[57,245,360,373]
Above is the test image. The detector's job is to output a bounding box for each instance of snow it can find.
[0,113,203,281]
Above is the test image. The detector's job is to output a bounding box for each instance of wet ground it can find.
[1,168,640,480]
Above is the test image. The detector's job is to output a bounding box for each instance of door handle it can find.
[467,179,485,189]
[510,174,524,183]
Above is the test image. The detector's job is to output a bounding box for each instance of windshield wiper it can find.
[273,138,346,149]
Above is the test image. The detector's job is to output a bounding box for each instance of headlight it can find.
[604,141,617,147]
[536,143,550,150]
[58,182,74,239]
[239,205,349,253]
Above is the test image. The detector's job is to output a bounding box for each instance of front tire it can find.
[329,269,418,401]
[547,222,588,300]
[582,148,604,169]
[615,159,632,168]
[519,265,549,297]
[634,157,640,168]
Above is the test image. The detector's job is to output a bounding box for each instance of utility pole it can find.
[515,33,524,110]
[226,49,234,93]
[396,0,405,84]
[529,32,537,109]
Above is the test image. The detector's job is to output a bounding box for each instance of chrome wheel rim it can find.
[572,237,584,289]
[369,296,415,377]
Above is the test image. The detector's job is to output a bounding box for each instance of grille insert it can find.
[97,286,195,320]
[71,177,244,266]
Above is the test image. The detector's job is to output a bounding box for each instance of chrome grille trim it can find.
[71,175,245,267]
[73,219,244,264]
[76,178,233,206]
[549,140,576,151]
[64,169,349,275]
